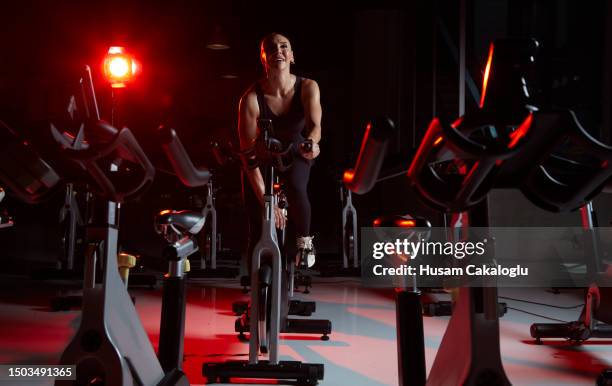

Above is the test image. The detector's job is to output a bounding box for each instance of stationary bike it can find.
[184,142,240,279]
[203,119,329,385]
[232,177,313,315]
[317,183,359,278]
[156,125,218,376]
[47,65,190,386]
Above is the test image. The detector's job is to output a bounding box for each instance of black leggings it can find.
[243,157,312,259]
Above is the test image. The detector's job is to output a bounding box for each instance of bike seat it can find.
[155,210,205,235]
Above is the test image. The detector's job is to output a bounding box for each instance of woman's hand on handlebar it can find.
[299,140,320,160]
[274,205,287,229]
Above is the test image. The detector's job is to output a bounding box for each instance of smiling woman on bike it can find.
[238,32,322,268]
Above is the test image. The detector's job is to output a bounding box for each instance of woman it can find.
[238,32,322,267]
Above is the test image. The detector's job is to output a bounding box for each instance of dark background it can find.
[0,0,610,268]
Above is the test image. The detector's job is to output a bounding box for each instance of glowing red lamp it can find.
[396,220,416,227]
[103,46,140,88]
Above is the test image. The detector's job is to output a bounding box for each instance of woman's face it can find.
[260,34,294,71]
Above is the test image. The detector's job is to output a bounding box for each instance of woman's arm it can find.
[238,90,265,204]
[301,79,322,159]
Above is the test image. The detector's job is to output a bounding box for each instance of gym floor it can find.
[0,274,609,386]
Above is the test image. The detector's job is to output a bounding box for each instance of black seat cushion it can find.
[155,210,204,235]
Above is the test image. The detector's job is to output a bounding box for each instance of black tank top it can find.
[255,76,306,148]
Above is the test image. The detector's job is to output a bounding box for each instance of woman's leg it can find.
[285,158,311,235]
[284,158,316,266]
